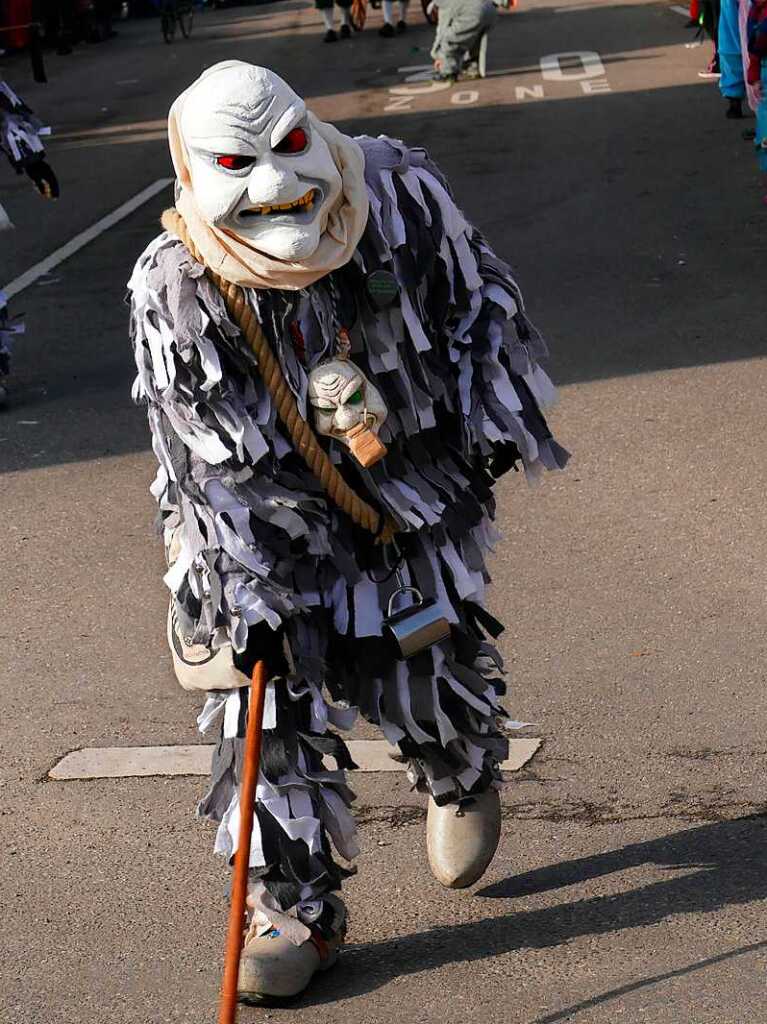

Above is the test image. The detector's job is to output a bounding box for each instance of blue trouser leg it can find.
[719,53,746,98]
[717,0,744,97]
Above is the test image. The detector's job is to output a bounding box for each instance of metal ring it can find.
[386,585,424,619]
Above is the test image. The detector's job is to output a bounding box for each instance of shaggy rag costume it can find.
[0,81,56,401]
[129,63,567,940]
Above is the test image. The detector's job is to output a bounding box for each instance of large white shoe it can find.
[166,600,249,692]
[237,921,345,1005]
[426,789,502,889]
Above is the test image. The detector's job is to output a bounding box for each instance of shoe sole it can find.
[237,949,340,1006]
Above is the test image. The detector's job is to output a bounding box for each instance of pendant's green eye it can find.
[347,388,364,405]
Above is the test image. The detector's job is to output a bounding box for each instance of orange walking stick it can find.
[218,660,269,1024]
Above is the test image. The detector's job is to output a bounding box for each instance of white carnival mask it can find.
[308,356,388,468]
[179,64,342,261]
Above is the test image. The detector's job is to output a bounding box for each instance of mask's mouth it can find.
[238,187,318,220]
[331,414,377,439]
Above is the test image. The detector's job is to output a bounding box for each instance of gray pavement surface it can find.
[2,2,767,1021]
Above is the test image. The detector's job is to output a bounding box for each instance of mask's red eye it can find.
[215,154,254,171]
[274,127,308,155]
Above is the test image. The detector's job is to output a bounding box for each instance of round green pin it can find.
[365,270,400,309]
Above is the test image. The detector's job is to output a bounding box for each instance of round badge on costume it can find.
[365,270,400,310]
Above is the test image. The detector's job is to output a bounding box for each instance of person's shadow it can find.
[300,813,767,1015]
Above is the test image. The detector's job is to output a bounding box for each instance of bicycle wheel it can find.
[161,9,176,42]
[179,3,194,36]
[350,0,367,31]
[421,0,438,24]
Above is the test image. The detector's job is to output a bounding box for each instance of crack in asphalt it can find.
[356,798,767,828]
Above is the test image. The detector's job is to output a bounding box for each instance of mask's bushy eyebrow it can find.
[217,93,276,137]
[270,102,307,148]
[186,94,278,151]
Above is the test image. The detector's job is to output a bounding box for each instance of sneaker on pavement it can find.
[324,28,338,42]
[379,21,395,36]
[340,22,351,37]
[396,18,407,32]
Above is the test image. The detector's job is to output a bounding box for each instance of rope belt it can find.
[161,208,398,545]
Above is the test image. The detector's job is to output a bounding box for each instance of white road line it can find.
[49,738,542,781]
[670,4,690,16]
[553,2,617,9]
[2,177,174,301]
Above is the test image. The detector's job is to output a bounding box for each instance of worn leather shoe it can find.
[166,599,249,692]
[238,923,344,1004]
[426,789,502,888]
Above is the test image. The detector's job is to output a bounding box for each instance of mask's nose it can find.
[246,157,299,206]
[333,404,361,433]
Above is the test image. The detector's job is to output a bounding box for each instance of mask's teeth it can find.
[248,190,315,217]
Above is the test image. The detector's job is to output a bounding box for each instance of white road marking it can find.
[516,84,544,100]
[49,738,542,781]
[553,2,610,10]
[540,51,606,81]
[390,80,452,96]
[385,96,415,112]
[670,4,690,16]
[581,78,612,93]
[404,71,434,83]
[2,177,174,301]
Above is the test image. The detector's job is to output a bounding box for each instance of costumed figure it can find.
[719,0,747,114]
[747,0,767,186]
[0,81,59,407]
[315,0,353,42]
[739,0,762,112]
[697,0,723,77]
[128,61,567,1005]
[431,0,499,82]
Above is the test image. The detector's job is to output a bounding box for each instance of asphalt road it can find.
[2,2,767,1022]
